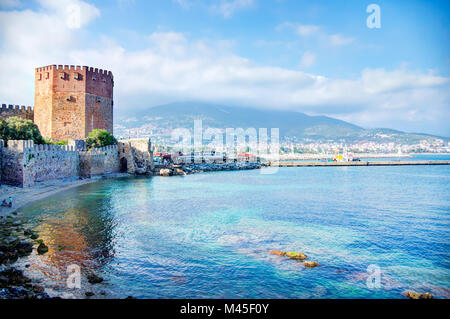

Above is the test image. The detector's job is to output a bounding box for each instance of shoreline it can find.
[0,173,130,217]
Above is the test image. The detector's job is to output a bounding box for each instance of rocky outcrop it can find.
[285,252,308,260]
[303,261,320,268]
[269,250,286,256]
[404,291,434,299]
[159,169,172,176]
[87,273,103,284]
[37,242,48,255]
[0,217,50,299]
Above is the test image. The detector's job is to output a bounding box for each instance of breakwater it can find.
[272,160,450,167]
[155,162,262,176]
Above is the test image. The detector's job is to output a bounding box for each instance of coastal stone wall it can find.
[1,140,28,186]
[1,140,79,187]
[22,143,79,187]
[0,104,34,121]
[118,138,154,174]
[79,145,120,178]
[1,138,153,187]
[0,140,4,183]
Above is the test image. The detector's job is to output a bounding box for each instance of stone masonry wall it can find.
[23,143,79,187]
[1,140,31,187]
[118,138,154,174]
[79,145,120,178]
[34,65,114,141]
[1,140,79,187]
[1,138,152,187]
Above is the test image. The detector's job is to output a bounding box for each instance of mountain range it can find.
[115,102,448,144]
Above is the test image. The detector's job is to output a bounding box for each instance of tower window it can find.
[60,72,66,80]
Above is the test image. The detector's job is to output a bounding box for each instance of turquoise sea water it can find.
[16,156,450,299]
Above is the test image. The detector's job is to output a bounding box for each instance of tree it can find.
[86,129,117,149]
[0,117,44,144]
[0,118,8,140]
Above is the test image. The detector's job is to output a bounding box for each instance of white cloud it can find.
[213,0,255,18]
[37,0,100,29]
[297,24,320,37]
[173,0,190,9]
[280,22,355,47]
[328,34,354,46]
[0,2,448,135]
[300,51,316,68]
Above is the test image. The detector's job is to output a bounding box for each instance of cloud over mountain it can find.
[0,0,448,136]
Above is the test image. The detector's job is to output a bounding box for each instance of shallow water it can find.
[16,157,450,298]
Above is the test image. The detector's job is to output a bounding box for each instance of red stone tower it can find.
[34,65,114,141]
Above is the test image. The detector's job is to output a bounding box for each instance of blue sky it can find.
[0,0,449,135]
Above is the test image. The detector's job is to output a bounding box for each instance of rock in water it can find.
[404,291,434,299]
[269,250,286,256]
[87,273,103,284]
[85,291,95,297]
[37,242,49,254]
[303,261,320,268]
[285,252,307,260]
[159,169,172,176]
[33,285,45,293]
[16,241,33,256]
[3,236,19,246]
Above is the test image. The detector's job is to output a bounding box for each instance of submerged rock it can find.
[285,252,308,260]
[269,250,286,256]
[37,242,49,255]
[87,273,103,284]
[303,261,320,268]
[85,291,95,297]
[404,291,434,299]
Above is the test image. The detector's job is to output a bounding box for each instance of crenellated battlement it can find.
[1,104,33,112]
[35,64,113,78]
[0,104,34,121]
[4,140,79,153]
[89,144,119,153]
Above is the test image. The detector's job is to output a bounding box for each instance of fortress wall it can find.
[0,140,3,183]
[79,151,105,178]
[34,65,114,140]
[22,143,79,187]
[0,104,34,121]
[79,145,120,177]
[85,94,113,136]
[52,92,86,140]
[1,138,152,187]
[1,140,79,187]
[1,140,26,186]
[102,145,120,173]
[119,138,153,174]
